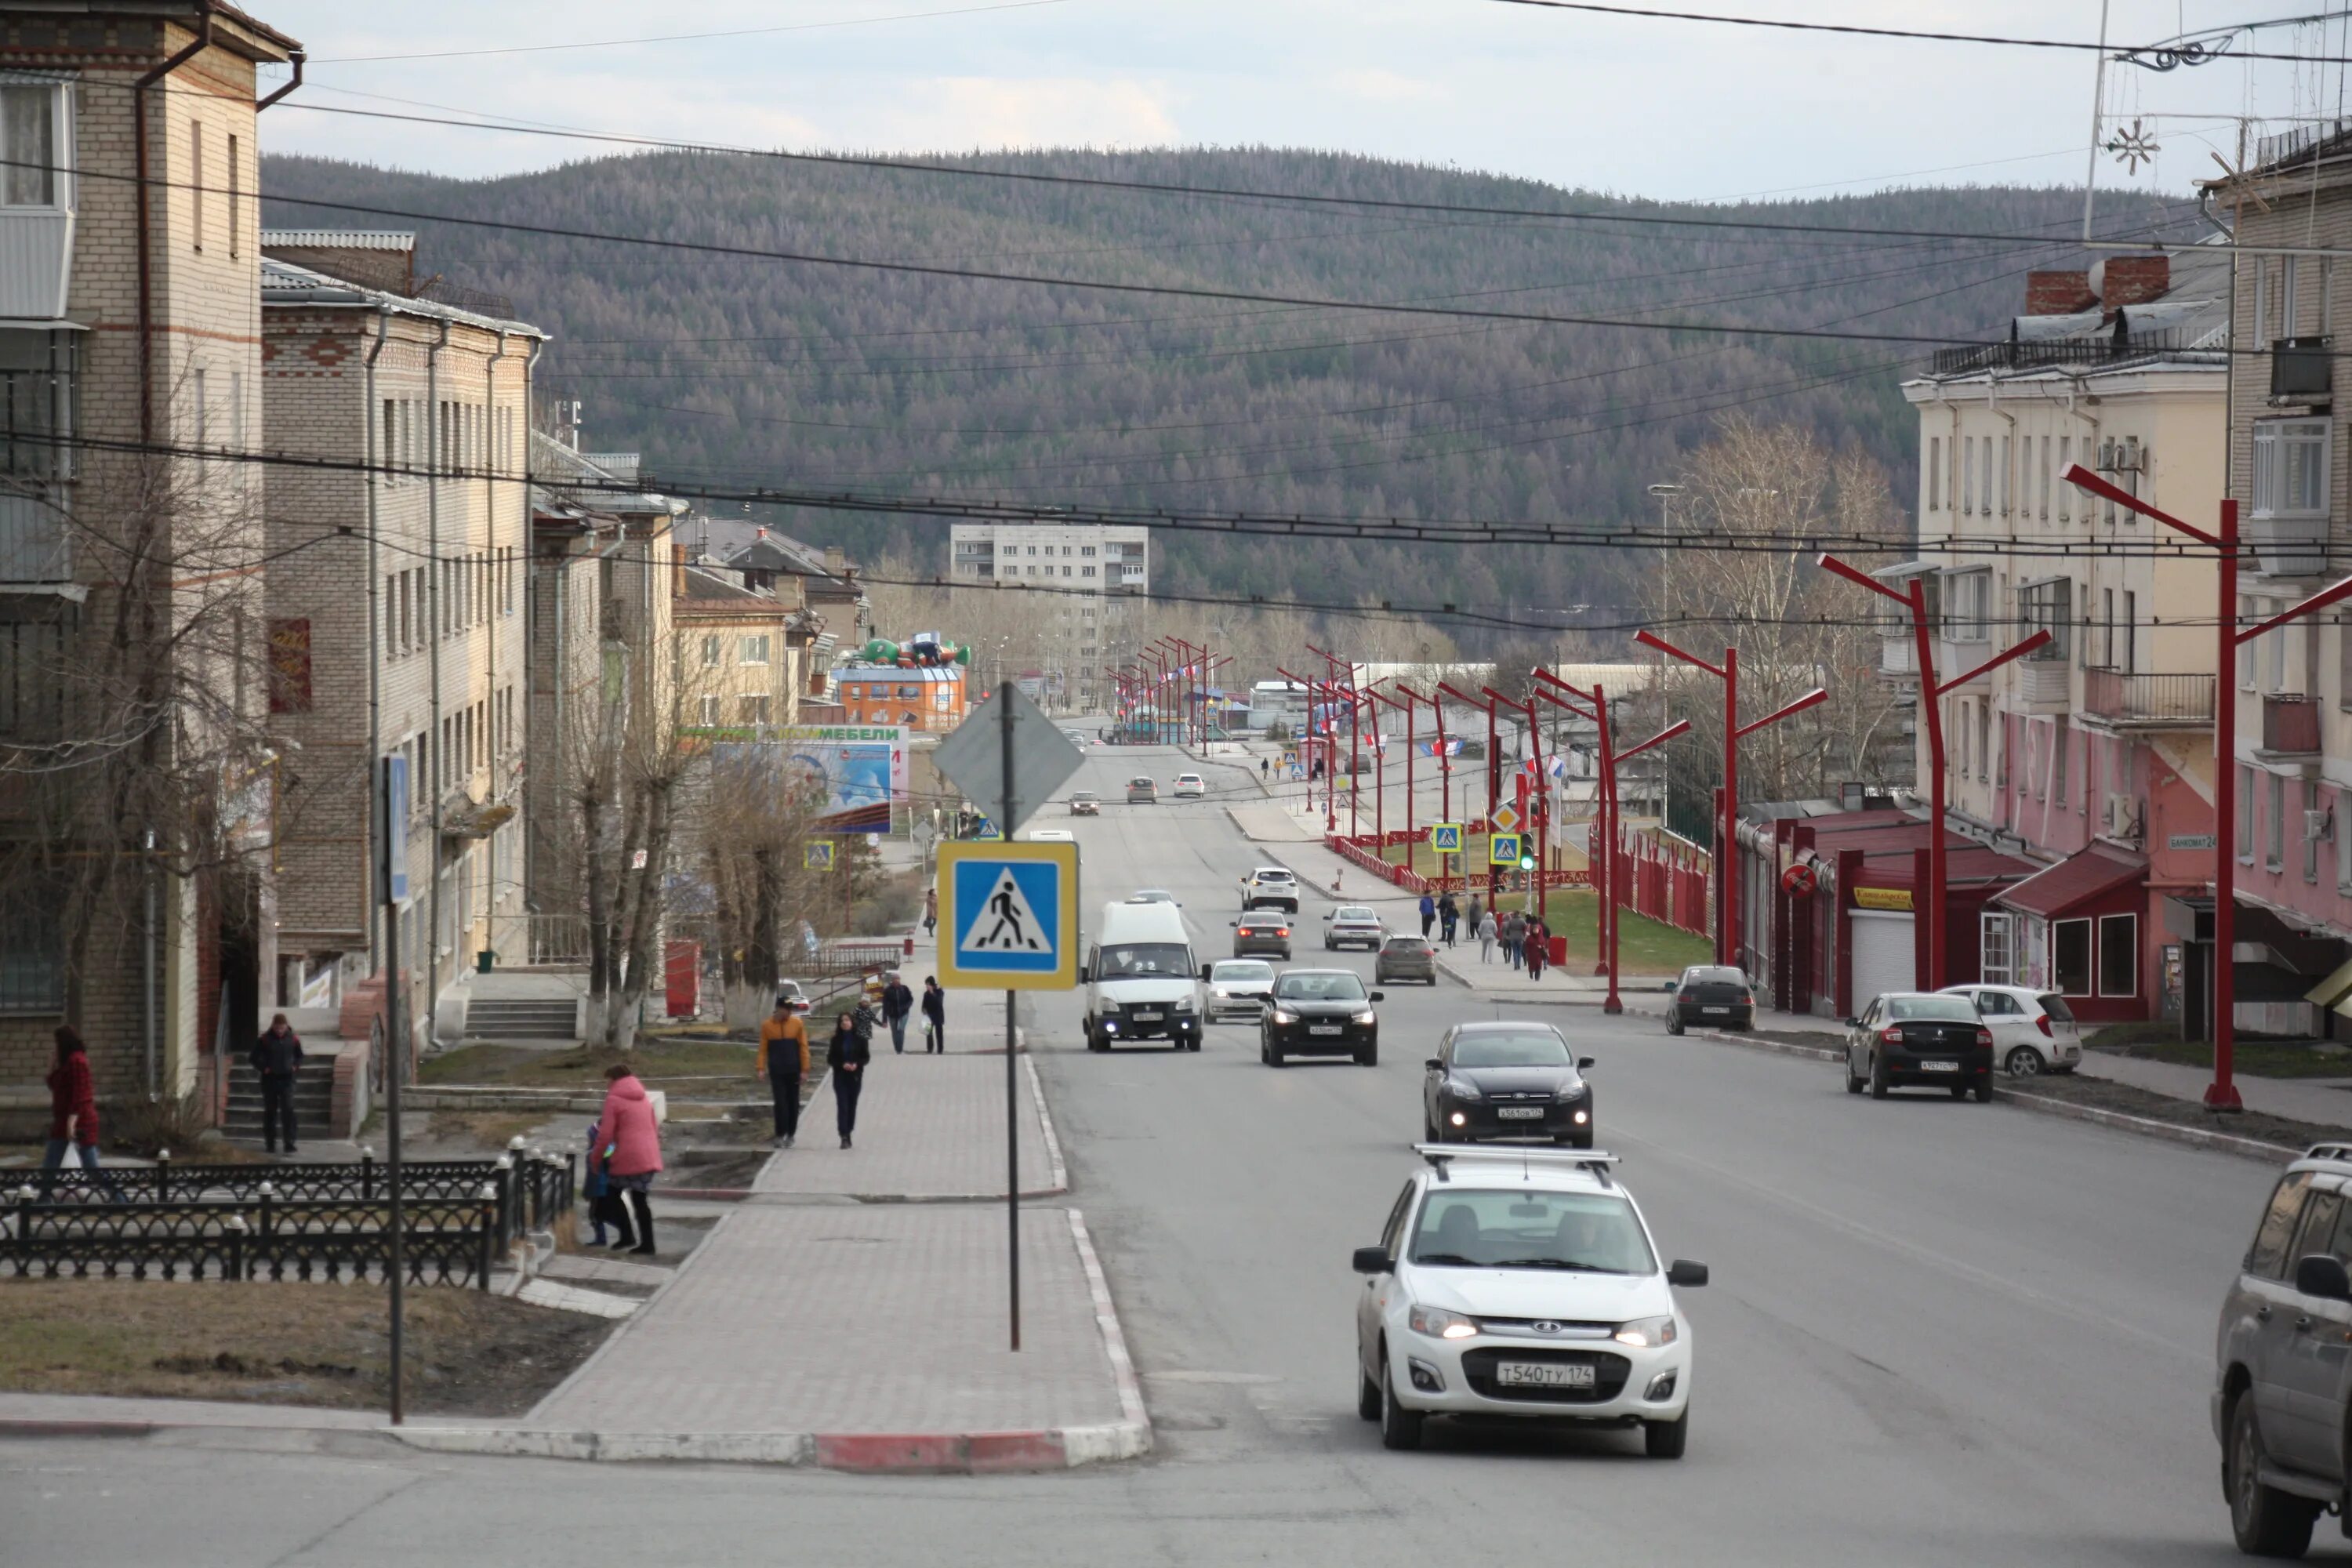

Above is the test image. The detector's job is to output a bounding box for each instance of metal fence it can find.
[6,1150,574,1287]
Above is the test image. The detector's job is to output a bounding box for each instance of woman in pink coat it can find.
[590,1063,664,1255]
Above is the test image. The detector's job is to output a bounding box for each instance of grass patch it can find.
[422,1038,756,1088]
[0,1279,613,1416]
[423,1110,549,1148]
[2092,1032,2352,1080]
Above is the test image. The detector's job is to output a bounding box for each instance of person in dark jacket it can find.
[1438,891,1461,947]
[250,1012,306,1154]
[880,973,915,1054]
[41,1025,116,1198]
[851,991,880,1052]
[920,976,947,1054]
[826,1012,871,1148]
[1417,891,1436,938]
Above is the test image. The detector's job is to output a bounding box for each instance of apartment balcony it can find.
[2248,512,2330,579]
[0,489,71,586]
[2015,658,2071,713]
[2263,693,2322,756]
[1876,635,1918,681]
[1934,634,1991,688]
[2081,669,2215,730]
[2273,336,2334,403]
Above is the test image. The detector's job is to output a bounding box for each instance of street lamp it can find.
[1814,555,2049,996]
[2062,465,2352,1110]
[1432,681,1490,895]
[1633,631,1829,974]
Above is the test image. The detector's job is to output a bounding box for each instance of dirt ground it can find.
[422,1039,758,1089]
[0,1279,613,1416]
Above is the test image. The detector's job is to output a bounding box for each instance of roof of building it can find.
[1911,236,2230,384]
[531,429,680,517]
[838,666,964,683]
[1993,844,2148,918]
[260,230,413,252]
[677,564,784,611]
[720,527,860,593]
[260,255,546,339]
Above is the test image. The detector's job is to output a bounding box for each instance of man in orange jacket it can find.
[757,996,811,1148]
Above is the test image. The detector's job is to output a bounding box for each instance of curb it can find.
[1027,1053,1070,1195]
[1686,1029,2299,1165]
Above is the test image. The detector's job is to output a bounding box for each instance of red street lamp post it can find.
[2059,468,2352,1109]
[1368,685,1417,866]
[1433,684,1501,904]
[1435,682,1490,890]
[1634,632,1830,975]
[1305,643,1361,837]
[1816,554,2049,996]
[1276,666,1343,832]
[1480,685,1548,925]
[1378,685,1422,866]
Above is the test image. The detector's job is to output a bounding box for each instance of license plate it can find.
[1496,1106,1544,1120]
[1132,1011,1163,1023]
[1308,1025,1343,1036]
[1703,1006,1729,1014]
[1496,1361,1595,1388]
[1918,1059,1958,1073]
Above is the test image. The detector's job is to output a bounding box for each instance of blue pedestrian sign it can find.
[1489,832,1524,868]
[805,840,836,871]
[936,841,1080,990]
[1431,822,1465,853]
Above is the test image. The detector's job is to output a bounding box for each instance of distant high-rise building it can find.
[947,522,1148,710]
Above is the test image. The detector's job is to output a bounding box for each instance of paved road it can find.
[2,744,2299,1564]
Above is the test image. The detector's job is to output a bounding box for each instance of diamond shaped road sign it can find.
[1490,801,1523,834]
[933,682,1086,835]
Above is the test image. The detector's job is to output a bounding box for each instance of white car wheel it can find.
[2004,1045,2045,1079]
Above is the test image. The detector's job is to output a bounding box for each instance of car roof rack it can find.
[1413,1145,1618,1188]
[2306,1142,2352,1163]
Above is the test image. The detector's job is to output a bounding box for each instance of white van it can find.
[1081,900,1203,1052]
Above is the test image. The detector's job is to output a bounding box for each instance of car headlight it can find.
[1613,1315,1677,1348]
[1446,1080,1482,1101]
[1270,1007,1299,1024]
[1351,1009,1376,1024]
[1409,1305,1479,1341]
[1172,996,1195,1011]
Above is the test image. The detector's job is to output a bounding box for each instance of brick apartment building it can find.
[256,230,544,1058]
[0,2,298,1126]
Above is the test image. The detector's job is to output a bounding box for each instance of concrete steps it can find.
[464,997,579,1041]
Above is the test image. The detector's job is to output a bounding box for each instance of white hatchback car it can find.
[1352,1148,1706,1455]
[1938,983,2082,1076]
[1173,772,1208,798]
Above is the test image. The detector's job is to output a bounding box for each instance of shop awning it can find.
[1993,845,2147,918]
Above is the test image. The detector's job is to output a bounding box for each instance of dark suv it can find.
[2216,1145,2352,1555]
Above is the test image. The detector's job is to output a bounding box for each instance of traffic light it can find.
[1519,855,1536,871]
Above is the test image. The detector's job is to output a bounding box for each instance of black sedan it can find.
[1843,992,1994,1102]
[1261,969,1381,1067]
[1422,1022,1595,1146]
[1664,964,1755,1033]
[1231,914,1294,960]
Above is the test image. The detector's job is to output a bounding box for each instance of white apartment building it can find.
[948,521,1147,710]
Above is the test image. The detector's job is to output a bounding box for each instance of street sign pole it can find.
[1000,679,1021,1354]
[376,756,408,1426]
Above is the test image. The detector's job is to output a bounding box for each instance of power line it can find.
[306,0,1076,64]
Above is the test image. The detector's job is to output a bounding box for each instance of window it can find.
[2268,771,2287,868]
[189,118,202,249]
[2285,256,2302,338]
[0,327,74,487]
[2339,787,2352,888]
[2056,436,2071,521]
[1999,435,2011,514]
[739,695,772,725]
[1944,570,1990,640]
[2122,590,2137,673]
[1,83,61,207]
[2246,1173,2311,1279]
[1406,1188,1655,1274]
[2053,716,2069,804]
[739,635,769,666]
[2308,781,2325,884]
[2255,260,2272,350]
[2252,419,2329,519]
[1081,545,1097,557]
[2053,917,2092,996]
[1926,437,1940,509]
[1977,703,1991,782]
[2238,764,2256,859]
[701,633,723,666]
[2020,579,2071,660]
[2096,913,2137,996]
[1962,436,1974,513]
[191,367,206,448]
[0,879,65,1013]
[2039,435,2051,519]
[227,132,240,257]
[1980,911,2013,985]
[1082,565,1096,577]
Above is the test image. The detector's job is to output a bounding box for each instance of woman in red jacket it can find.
[590,1062,664,1255]
[42,1025,117,1198]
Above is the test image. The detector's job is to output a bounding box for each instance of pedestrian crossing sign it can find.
[936,841,1080,990]
[1489,833,1524,867]
[804,840,835,870]
[1431,822,1465,852]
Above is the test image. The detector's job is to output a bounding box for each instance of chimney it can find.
[823,545,845,574]
[2025,270,2096,316]
[2089,255,2169,311]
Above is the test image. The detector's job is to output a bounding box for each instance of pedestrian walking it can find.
[1417,891,1436,938]
[1502,909,1526,971]
[826,1011,871,1148]
[40,1025,117,1199]
[1466,895,1484,935]
[250,1012,305,1155]
[1523,920,1548,981]
[1477,909,1499,963]
[758,997,809,1147]
[590,1063,664,1256]
[921,976,946,1053]
[1260,757,1269,780]
[881,971,915,1054]
[922,887,938,938]
[1438,891,1460,947]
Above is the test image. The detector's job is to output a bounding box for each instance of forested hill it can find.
[261,148,2194,637]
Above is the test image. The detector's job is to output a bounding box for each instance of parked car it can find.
[2216,1145,2352,1555]
[1231,914,1294,960]
[1127,888,1180,906]
[1940,983,2081,1076]
[1842,992,1995,1102]
[1664,965,1755,1033]
[1375,934,1438,985]
[1069,790,1101,816]
[774,980,811,1014]
[1422,1021,1595,1146]
[1242,866,1300,913]
[1353,1146,1704,1455]
[1323,906,1385,950]
[1203,959,1277,1021]
[1126,776,1159,804]
[1173,772,1207,798]
[1261,968,1381,1066]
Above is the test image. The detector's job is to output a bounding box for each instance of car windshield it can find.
[1212,961,1273,982]
[1385,937,1431,953]
[1681,966,1746,985]
[1275,972,1368,1001]
[1255,869,1294,882]
[2034,993,2075,1022]
[1129,890,1175,903]
[1131,779,1154,788]
[1178,775,1202,783]
[1886,995,1978,1022]
[1098,943,1190,976]
[1240,917,1287,931]
[1409,1189,1655,1274]
[1071,792,1097,803]
[1452,1032,1574,1069]
[1334,907,1376,922]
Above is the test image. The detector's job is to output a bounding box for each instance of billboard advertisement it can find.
[717,725,909,833]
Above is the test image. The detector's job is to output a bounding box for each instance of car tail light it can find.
[2034,1014,2053,1036]
[1276,928,1289,938]
[1976,1028,1994,1047]
[1737,993,1753,1007]
[1879,1026,1904,1045]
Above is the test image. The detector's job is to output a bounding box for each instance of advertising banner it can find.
[717,726,909,833]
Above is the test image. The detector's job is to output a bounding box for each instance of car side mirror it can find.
[1577,1056,1595,1071]
[1352,1247,1392,1275]
[1078,964,1092,983]
[1661,979,1676,992]
[1666,1259,1710,1288]
[1369,991,1385,1003]
[1424,1058,1443,1072]
[1842,1017,1858,1028]
[2297,1254,2352,1302]
[1229,920,1239,927]
[1198,965,1213,982]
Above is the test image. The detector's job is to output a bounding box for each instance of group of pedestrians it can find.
[755,970,949,1154]
[1418,890,1494,949]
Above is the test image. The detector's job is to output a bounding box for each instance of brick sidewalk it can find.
[756,1052,1063,1198]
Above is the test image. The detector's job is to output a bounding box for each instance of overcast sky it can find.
[253,2,2339,208]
